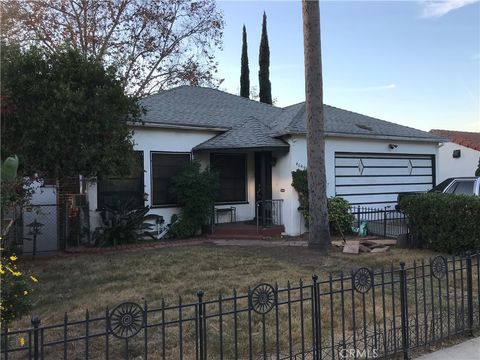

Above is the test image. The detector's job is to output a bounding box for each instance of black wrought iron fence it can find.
[2,253,479,359]
[350,206,409,239]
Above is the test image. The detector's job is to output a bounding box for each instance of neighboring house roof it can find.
[194,117,289,151]
[430,129,480,151]
[139,86,444,148]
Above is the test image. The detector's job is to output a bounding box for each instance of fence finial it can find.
[31,315,40,327]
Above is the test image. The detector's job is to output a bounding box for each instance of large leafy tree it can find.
[240,25,250,99]
[1,44,140,179]
[258,12,272,104]
[1,0,224,96]
[301,0,331,249]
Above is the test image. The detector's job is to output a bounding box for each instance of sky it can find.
[214,0,480,132]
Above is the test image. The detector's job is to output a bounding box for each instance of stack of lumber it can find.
[333,239,391,254]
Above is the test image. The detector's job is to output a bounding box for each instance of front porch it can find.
[193,125,290,235]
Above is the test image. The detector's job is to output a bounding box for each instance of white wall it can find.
[86,126,258,231]
[282,135,440,236]
[437,142,480,182]
[86,125,442,237]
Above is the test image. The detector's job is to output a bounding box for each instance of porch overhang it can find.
[192,116,290,153]
[193,145,289,153]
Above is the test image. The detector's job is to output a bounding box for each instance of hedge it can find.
[398,193,480,254]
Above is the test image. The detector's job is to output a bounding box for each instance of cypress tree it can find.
[258,12,272,104]
[240,25,250,98]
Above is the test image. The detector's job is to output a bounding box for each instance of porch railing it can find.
[256,199,283,232]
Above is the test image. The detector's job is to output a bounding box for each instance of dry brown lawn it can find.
[19,244,438,325]
[8,244,479,359]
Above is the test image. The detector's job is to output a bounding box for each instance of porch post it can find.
[261,151,267,227]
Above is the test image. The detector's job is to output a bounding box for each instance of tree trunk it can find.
[301,0,331,249]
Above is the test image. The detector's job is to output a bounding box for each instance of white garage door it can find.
[334,152,435,207]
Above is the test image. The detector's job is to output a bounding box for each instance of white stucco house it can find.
[85,86,445,236]
[430,129,480,183]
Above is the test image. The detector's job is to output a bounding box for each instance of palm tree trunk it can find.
[302,0,331,249]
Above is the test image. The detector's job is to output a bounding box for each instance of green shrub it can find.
[169,216,197,239]
[327,197,354,235]
[95,199,150,247]
[291,168,353,234]
[398,193,480,253]
[1,255,37,331]
[170,160,218,238]
[291,168,309,225]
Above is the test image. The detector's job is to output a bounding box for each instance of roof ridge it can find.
[204,87,283,110]
[431,129,480,135]
[284,103,305,132]
[282,101,305,110]
[145,85,284,110]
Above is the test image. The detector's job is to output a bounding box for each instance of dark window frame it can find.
[211,153,248,204]
[150,151,192,207]
[97,151,145,210]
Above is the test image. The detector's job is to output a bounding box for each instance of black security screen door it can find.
[255,151,272,204]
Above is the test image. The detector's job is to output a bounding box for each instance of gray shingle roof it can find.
[140,86,282,129]
[272,103,444,141]
[194,117,289,151]
[139,86,444,146]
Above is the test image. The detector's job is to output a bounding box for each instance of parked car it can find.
[396,177,480,209]
[430,177,480,195]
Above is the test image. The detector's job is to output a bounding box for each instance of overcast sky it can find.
[214,0,480,132]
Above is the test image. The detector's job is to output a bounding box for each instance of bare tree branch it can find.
[3,0,224,96]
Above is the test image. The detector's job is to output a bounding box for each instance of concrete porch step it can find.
[206,234,278,240]
[206,222,284,239]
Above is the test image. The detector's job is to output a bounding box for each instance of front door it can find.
[255,151,272,226]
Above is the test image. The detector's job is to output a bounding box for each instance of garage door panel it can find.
[335,158,360,167]
[335,175,433,186]
[361,158,409,167]
[410,167,432,176]
[334,152,434,208]
[411,159,432,167]
[336,167,430,176]
[336,183,432,196]
[335,157,411,167]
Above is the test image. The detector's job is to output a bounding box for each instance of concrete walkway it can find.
[416,337,480,359]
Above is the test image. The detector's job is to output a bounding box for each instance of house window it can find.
[151,152,191,206]
[97,151,144,209]
[211,154,247,203]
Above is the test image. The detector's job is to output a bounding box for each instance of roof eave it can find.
[193,145,290,153]
[127,121,229,132]
[276,131,445,143]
